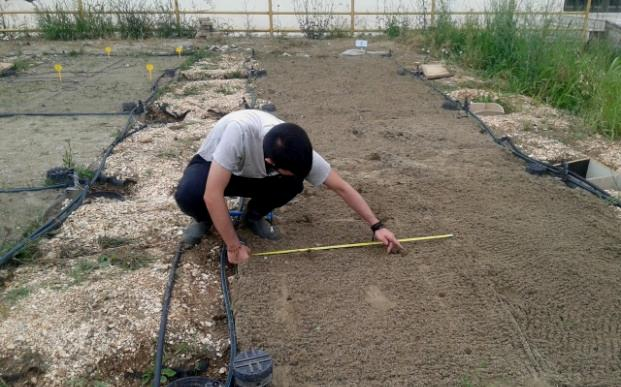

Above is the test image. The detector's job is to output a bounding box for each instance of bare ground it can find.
[234,40,621,386]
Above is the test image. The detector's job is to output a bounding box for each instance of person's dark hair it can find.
[263,123,313,178]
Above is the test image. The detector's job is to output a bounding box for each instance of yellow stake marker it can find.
[54,64,63,82]
[146,63,154,81]
[176,47,183,57]
[253,234,454,257]
[104,46,112,57]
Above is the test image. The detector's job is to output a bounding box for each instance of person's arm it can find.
[203,161,251,264]
[323,170,402,253]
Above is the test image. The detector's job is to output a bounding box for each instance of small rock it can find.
[0,62,15,76]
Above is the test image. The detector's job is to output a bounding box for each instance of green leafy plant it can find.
[62,139,75,169]
[142,367,176,385]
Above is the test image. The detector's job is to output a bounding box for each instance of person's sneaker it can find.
[245,217,280,240]
[182,221,211,248]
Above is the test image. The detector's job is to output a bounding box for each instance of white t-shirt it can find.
[196,110,331,186]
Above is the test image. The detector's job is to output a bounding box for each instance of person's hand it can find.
[227,243,251,264]
[374,228,403,254]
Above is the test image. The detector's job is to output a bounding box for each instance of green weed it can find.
[2,286,31,305]
[460,375,475,387]
[142,367,176,385]
[98,249,150,270]
[62,139,75,169]
[1,219,43,265]
[425,0,621,139]
[62,140,94,181]
[36,0,114,40]
[12,58,31,73]
[70,259,98,283]
[97,235,131,249]
[115,0,154,39]
[179,49,215,71]
[75,165,95,181]
[35,0,195,40]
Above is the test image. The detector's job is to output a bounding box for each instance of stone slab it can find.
[340,48,366,56]
[468,102,505,116]
[420,64,452,80]
[0,62,15,76]
[367,50,391,57]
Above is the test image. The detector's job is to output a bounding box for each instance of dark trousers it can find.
[175,155,304,225]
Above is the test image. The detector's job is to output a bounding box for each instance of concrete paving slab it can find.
[469,102,505,116]
[0,62,15,76]
[420,63,451,79]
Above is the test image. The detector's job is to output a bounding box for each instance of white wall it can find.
[1,0,619,31]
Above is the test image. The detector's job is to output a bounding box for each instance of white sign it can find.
[355,40,368,49]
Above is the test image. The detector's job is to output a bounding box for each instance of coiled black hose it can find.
[0,112,129,118]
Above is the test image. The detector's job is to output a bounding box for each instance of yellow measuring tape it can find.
[253,234,454,256]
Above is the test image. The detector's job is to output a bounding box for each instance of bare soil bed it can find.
[233,39,621,386]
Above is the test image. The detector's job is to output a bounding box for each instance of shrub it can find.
[426,0,621,139]
[294,0,337,39]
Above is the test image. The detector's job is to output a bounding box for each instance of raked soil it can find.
[233,40,621,386]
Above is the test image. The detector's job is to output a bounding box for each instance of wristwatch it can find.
[371,221,384,239]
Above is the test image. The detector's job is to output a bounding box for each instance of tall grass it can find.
[427,0,621,139]
[37,1,114,40]
[36,0,197,40]
[115,0,154,39]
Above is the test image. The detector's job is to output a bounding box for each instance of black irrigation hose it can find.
[0,112,129,118]
[0,183,70,194]
[152,242,184,387]
[396,61,621,209]
[0,69,175,266]
[219,247,237,387]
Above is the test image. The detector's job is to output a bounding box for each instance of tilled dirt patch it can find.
[234,41,621,386]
